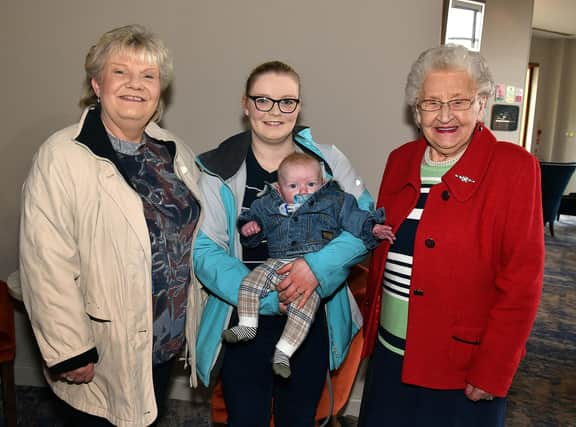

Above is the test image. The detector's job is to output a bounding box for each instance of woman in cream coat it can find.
[17,25,204,426]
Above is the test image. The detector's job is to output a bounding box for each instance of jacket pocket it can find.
[84,299,112,322]
[80,275,113,321]
[448,326,482,371]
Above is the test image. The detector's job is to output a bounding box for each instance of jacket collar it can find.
[398,139,427,192]
[74,106,177,183]
[75,106,122,162]
[441,123,497,201]
[196,126,332,181]
[196,130,251,180]
[398,123,496,202]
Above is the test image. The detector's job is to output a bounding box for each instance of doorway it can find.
[520,62,539,153]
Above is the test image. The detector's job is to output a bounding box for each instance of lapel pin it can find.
[454,174,476,183]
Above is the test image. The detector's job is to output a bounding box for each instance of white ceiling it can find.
[532,0,576,37]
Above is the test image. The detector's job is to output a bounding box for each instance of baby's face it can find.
[277,163,323,203]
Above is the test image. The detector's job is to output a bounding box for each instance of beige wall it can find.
[1,0,444,394]
[529,36,564,160]
[480,0,534,144]
[554,40,576,166]
[529,36,576,193]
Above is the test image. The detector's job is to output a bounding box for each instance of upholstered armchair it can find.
[540,162,576,236]
[0,279,17,427]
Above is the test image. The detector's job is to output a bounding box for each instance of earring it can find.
[478,123,483,132]
[97,96,100,104]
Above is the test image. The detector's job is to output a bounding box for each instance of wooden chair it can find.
[211,265,368,426]
[0,279,17,427]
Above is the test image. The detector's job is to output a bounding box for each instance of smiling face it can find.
[91,50,161,142]
[417,69,485,161]
[277,161,323,204]
[242,72,301,147]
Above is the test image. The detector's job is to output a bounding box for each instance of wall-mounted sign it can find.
[505,86,516,103]
[494,84,523,104]
[514,87,523,103]
[495,84,505,102]
[491,104,519,131]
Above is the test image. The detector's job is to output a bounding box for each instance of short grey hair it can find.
[405,44,494,108]
[79,24,174,122]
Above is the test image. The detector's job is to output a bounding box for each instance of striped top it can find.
[378,161,451,356]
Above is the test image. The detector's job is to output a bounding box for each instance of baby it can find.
[222,152,394,378]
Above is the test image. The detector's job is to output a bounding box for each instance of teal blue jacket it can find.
[193,127,371,386]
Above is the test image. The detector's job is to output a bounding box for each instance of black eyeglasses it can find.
[418,97,477,112]
[247,96,300,113]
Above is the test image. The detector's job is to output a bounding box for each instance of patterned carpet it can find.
[505,215,576,427]
[1,217,575,426]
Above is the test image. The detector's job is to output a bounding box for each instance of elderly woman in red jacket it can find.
[359,44,544,427]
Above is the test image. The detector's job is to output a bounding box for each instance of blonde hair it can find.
[278,152,322,183]
[245,60,301,96]
[79,24,174,122]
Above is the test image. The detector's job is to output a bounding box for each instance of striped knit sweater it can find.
[378,161,452,355]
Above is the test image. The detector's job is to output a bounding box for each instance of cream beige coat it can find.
[18,108,205,426]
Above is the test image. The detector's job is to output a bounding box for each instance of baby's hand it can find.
[241,220,261,237]
[373,224,395,244]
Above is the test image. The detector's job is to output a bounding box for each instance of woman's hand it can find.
[276,258,319,309]
[59,363,95,384]
[465,383,494,401]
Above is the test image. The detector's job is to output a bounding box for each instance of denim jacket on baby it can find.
[238,180,385,259]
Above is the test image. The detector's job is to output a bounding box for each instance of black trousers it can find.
[220,308,329,427]
[60,358,175,426]
[358,342,507,427]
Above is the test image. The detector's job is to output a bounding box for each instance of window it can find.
[444,0,485,51]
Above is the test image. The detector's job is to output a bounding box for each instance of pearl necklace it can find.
[423,146,465,167]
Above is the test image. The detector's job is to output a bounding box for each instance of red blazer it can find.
[362,125,544,397]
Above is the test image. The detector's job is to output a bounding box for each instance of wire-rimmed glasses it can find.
[418,97,477,112]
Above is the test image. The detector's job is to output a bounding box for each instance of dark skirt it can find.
[358,342,507,427]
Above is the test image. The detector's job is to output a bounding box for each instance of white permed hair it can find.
[405,44,494,108]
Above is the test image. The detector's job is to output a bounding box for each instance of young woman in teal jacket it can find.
[194,61,371,426]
